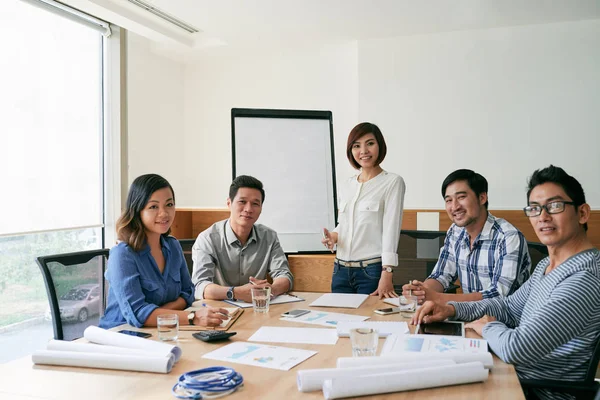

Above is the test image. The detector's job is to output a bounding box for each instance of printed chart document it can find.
[223,294,305,308]
[381,334,488,355]
[249,326,338,345]
[336,321,409,337]
[280,310,369,327]
[310,293,368,308]
[202,341,317,371]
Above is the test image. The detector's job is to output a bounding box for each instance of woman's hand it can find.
[195,307,229,327]
[370,271,398,299]
[321,228,338,252]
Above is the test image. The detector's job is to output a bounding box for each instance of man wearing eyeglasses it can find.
[403,169,531,303]
[413,165,600,398]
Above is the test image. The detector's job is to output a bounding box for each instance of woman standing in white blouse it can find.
[322,122,406,297]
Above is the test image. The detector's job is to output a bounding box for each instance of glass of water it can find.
[157,314,179,341]
[349,328,379,357]
[251,287,271,313]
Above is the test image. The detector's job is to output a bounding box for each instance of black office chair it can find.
[36,249,109,341]
[520,336,600,399]
[178,238,195,276]
[394,230,460,293]
[527,241,549,274]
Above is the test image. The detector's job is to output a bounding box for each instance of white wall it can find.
[126,32,186,194]
[126,19,600,209]
[180,43,359,207]
[359,19,600,208]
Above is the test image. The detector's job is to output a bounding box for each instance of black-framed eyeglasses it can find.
[523,201,576,217]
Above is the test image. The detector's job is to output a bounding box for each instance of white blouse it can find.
[333,170,406,267]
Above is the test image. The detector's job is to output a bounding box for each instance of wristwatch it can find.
[382,266,393,273]
[226,286,236,301]
[187,310,196,325]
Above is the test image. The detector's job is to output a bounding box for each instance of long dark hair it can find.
[116,174,175,251]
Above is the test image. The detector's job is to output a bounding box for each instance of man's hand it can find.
[402,280,439,304]
[411,300,455,326]
[232,283,254,303]
[465,315,496,336]
[195,307,229,327]
[370,271,398,299]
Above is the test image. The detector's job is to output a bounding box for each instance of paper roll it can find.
[337,351,494,369]
[32,350,175,373]
[84,326,182,362]
[47,340,158,356]
[323,361,488,399]
[297,359,454,392]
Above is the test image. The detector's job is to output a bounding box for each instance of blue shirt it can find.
[428,213,530,298]
[100,236,195,329]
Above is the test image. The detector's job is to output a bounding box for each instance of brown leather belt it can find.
[335,257,382,268]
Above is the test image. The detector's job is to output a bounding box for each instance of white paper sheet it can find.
[83,326,182,362]
[47,340,158,356]
[382,333,488,354]
[310,293,368,308]
[221,294,305,308]
[249,326,338,345]
[336,321,409,337]
[280,310,369,327]
[337,352,494,369]
[296,359,454,392]
[202,341,317,371]
[322,362,488,399]
[31,350,175,373]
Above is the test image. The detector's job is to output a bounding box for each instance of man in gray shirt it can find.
[192,175,293,302]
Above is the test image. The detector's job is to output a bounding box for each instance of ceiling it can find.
[63,0,600,52]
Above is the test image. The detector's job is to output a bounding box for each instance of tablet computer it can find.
[417,321,464,337]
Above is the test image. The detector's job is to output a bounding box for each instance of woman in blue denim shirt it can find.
[100,174,228,329]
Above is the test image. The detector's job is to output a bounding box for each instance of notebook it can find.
[309,293,368,309]
[336,321,409,337]
[180,307,243,331]
[224,294,304,308]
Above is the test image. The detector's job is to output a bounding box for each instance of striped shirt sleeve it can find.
[427,230,458,290]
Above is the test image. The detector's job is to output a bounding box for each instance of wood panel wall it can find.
[172,208,600,292]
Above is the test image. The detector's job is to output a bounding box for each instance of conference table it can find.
[0,292,524,399]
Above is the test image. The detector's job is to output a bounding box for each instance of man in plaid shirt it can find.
[403,169,530,303]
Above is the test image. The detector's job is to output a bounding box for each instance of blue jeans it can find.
[331,262,382,294]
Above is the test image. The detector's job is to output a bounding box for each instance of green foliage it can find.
[0,229,101,295]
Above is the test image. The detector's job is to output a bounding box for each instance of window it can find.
[0,0,120,362]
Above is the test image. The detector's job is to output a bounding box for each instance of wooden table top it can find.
[0,292,524,400]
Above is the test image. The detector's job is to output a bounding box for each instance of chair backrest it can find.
[178,239,195,276]
[36,249,109,341]
[395,230,446,288]
[527,241,549,274]
[584,334,600,384]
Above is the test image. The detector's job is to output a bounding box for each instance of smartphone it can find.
[281,309,310,318]
[374,307,401,315]
[119,329,152,338]
[417,321,465,337]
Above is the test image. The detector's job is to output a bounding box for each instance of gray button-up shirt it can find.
[192,219,294,299]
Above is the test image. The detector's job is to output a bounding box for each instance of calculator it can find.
[192,331,237,342]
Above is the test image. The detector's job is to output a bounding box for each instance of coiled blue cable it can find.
[171,366,244,399]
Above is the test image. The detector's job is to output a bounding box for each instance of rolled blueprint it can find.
[323,361,488,399]
[297,359,454,392]
[47,339,159,356]
[337,351,494,369]
[84,326,182,362]
[32,350,175,373]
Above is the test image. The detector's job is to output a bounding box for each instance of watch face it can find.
[227,287,234,300]
[187,312,195,320]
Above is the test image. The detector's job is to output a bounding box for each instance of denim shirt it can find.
[100,236,195,329]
